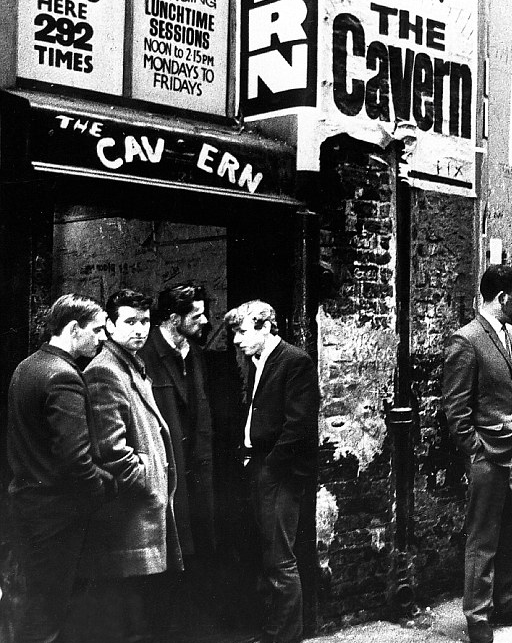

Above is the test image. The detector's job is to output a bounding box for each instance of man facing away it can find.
[80,289,182,643]
[7,293,113,643]
[443,265,512,643]
[138,283,215,633]
[224,300,320,643]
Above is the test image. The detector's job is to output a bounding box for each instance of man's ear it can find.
[66,320,80,337]
[169,313,181,327]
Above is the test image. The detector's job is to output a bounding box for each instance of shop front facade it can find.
[0,0,493,639]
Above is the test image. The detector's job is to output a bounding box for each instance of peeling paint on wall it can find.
[317,306,396,471]
[316,485,339,548]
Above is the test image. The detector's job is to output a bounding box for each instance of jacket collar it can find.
[147,328,189,405]
[105,339,146,377]
[250,338,284,392]
[41,342,80,370]
[102,340,167,425]
[477,313,512,371]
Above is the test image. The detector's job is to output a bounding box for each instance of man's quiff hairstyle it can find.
[224,300,278,335]
[46,293,103,337]
[480,265,512,302]
[106,289,153,323]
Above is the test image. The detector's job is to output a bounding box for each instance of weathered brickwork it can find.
[316,135,397,627]
[410,191,475,600]
[315,137,476,627]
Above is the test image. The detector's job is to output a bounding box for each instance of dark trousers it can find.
[79,574,169,643]
[464,455,512,624]
[249,460,305,643]
[11,490,96,643]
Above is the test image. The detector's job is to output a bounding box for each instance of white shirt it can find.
[480,309,511,353]
[244,334,281,449]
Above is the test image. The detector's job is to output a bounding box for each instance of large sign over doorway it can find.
[27,105,297,202]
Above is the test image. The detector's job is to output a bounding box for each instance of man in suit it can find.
[81,289,182,643]
[443,265,512,643]
[7,293,113,643]
[138,284,215,633]
[224,300,320,643]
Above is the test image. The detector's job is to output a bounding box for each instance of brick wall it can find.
[316,135,397,627]
[410,190,475,600]
[314,135,476,628]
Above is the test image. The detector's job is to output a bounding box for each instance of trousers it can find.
[249,459,305,643]
[464,454,512,623]
[11,490,98,643]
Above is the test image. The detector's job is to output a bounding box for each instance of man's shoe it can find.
[467,620,494,643]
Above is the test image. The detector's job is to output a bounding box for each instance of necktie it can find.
[502,324,512,359]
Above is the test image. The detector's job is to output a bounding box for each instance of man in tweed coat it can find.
[81,289,182,643]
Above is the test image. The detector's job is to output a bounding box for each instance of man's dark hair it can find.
[155,283,207,322]
[46,293,103,337]
[106,289,153,323]
[480,265,512,302]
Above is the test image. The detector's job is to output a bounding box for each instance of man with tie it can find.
[80,289,182,643]
[224,300,320,643]
[443,265,512,643]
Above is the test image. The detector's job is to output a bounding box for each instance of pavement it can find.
[302,596,512,643]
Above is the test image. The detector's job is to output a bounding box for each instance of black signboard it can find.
[240,0,317,118]
[29,107,297,201]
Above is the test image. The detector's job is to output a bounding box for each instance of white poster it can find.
[300,0,478,196]
[17,0,125,95]
[132,0,229,116]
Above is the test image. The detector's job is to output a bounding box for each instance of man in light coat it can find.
[81,289,182,643]
[443,265,512,643]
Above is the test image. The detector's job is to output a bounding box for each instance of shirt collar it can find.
[252,334,281,368]
[159,325,190,360]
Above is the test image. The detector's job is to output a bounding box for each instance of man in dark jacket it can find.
[224,300,320,643]
[443,265,512,643]
[7,293,112,643]
[82,289,182,643]
[139,283,215,632]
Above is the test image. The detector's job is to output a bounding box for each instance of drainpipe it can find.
[387,141,415,614]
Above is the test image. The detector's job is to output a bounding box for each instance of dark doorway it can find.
[48,177,300,642]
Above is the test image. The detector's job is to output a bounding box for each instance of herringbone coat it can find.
[80,340,183,578]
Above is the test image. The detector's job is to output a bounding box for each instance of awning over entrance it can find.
[1,90,299,205]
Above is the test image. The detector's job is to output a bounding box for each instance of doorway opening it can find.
[51,177,301,642]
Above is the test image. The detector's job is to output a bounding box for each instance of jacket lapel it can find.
[152,329,188,406]
[253,339,284,397]
[106,341,168,427]
[477,314,512,373]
